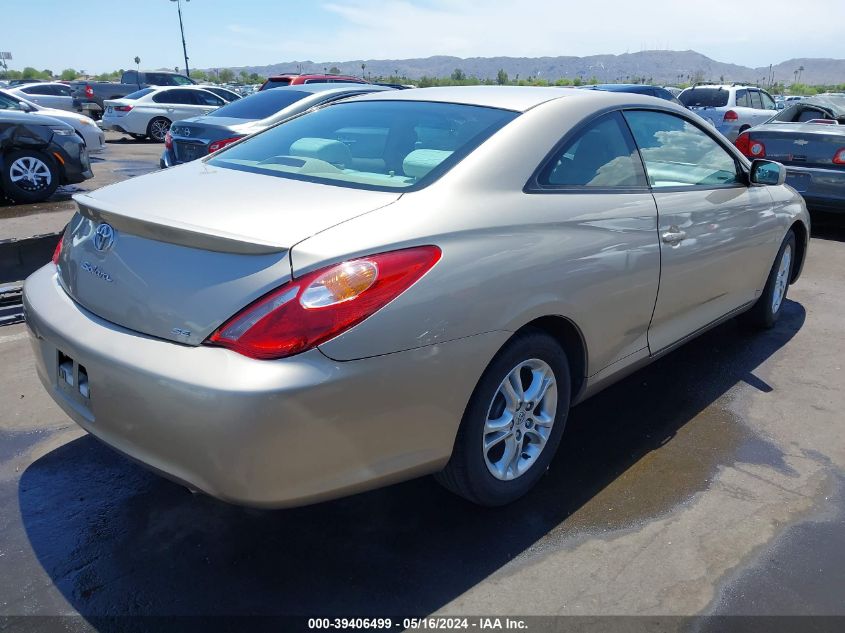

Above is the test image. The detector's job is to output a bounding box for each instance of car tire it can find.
[1,149,60,204]
[741,230,796,329]
[436,328,571,506]
[146,117,171,143]
[129,133,147,141]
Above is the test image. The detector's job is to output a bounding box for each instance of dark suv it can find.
[0,110,92,203]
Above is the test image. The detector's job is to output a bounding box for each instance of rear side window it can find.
[624,110,741,188]
[23,85,52,95]
[679,88,729,108]
[153,90,195,105]
[749,91,763,109]
[538,113,646,188]
[735,90,750,108]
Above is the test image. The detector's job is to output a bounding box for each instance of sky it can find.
[2,0,843,74]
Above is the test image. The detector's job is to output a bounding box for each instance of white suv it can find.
[679,85,777,141]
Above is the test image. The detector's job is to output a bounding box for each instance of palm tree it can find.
[797,65,805,83]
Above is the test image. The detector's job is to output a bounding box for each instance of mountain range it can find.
[222,50,845,85]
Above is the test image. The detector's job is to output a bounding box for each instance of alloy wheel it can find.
[483,359,558,481]
[9,156,52,191]
[772,245,792,314]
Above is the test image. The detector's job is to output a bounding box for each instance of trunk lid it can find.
[57,161,401,345]
[749,123,845,168]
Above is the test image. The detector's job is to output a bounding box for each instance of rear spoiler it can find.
[74,194,287,255]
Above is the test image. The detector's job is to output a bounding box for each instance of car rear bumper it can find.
[785,165,845,213]
[23,265,503,508]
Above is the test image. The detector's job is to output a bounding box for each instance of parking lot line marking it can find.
[0,332,28,345]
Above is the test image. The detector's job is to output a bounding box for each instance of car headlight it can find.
[50,127,75,136]
[77,118,95,127]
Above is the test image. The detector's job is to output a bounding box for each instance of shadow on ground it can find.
[17,301,805,625]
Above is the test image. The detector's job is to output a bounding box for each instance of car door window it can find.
[153,90,194,105]
[735,89,750,108]
[23,85,49,95]
[623,110,741,188]
[759,91,776,110]
[537,113,647,188]
[749,90,763,109]
[193,90,224,106]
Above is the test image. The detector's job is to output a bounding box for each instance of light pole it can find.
[169,0,190,77]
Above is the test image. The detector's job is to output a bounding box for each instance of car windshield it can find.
[208,100,518,191]
[679,88,729,107]
[124,88,155,100]
[209,89,310,120]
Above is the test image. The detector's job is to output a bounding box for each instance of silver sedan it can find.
[24,87,809,508]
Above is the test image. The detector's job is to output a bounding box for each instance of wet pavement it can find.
[0,179,844,629]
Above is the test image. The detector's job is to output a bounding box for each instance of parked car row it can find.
[734,95,845,213]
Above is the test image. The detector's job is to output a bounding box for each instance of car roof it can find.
[343,85,643,112]
[259,83,393,95]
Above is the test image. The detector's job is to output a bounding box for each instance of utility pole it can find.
[169,0,190,77]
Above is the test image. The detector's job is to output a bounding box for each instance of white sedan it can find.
[8,82,76,112]
[100,86,227,142]
[0,88,106,153]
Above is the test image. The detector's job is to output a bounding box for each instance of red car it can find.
[259,74,367,90]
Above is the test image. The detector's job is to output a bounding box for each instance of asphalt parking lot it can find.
[1,135,844,630]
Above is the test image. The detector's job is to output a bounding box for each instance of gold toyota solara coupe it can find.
[24,86,809,507]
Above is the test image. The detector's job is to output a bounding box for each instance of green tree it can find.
[329,66,341,75]
[218,68,234,83]
[451,68,466,81]
[21,67,40,79]
[239,70,249,82]
[496,68,509,85]
[192,70,209,82]
[60,68,78,81]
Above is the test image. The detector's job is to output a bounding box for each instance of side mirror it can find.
[750,159,786,186]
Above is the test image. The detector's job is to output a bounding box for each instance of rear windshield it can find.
[263,78,292,89]
[123,88,155,100]
[208,100,518,191]
[209,89,310,120]
[679,88,729,108]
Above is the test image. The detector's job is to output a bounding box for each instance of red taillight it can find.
[164,131,172,150]
[51,234,63,266]
[734,132,764,158]
[84,84,93,98]
[208,136,243,153]
[207,246,442,359]
[749,140,766,158]
[734,131,750,156]
[723,110,738,122]
[833,148,845,165]
[114,105,133,112]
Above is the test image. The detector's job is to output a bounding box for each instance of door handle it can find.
[661,227,687,245]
